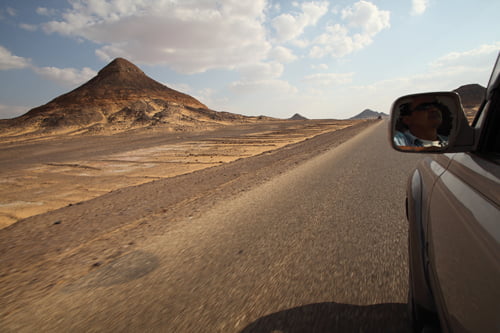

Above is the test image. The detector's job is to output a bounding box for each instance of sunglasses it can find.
[413,103,440,112]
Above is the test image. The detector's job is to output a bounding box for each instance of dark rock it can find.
[453,84,486,108]
[290,113,308,120]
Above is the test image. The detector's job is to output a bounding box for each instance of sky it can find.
[0,0,499,120]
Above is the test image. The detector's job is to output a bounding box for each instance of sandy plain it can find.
[0,118,380,321]
[0,119,367,229]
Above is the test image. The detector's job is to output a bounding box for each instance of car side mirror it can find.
[389,92,474,153]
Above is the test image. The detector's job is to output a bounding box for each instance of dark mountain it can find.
[453,84,486,108]
[40,58,207,110]
[1,58,257,136]
[290,113,308,120]
[350,109,388,120]
[453,84,486,122]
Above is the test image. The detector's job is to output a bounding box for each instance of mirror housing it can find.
[389,92,475,153]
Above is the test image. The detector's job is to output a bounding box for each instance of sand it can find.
[0,119,364,229]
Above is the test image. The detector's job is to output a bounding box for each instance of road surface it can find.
[1,121,423,332]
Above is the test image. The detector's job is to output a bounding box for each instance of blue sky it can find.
[0,0,499,120]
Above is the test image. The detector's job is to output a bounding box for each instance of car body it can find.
[389,54,500,332]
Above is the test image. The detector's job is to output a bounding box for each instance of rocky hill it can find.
[350,109,388,120]
[453,84,486,108]
[453,83,486,122]
[0,58,262,137]
[290,113,308,120]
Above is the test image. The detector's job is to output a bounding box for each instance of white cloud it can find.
[309,1,390,59]
[269,46,298,63]
[0,46,95,87]
[355,64,491,99]
[430,43,500,69]
[302,1,330,24]
[195,87,215,99]
[192,87,230,109]
[311,63,329,70]
[19,23,38,31]
[6,7,16,17]
[411,0,429,16]
[0,46,31,70]
[272,1,329,42]
[272,13,303,42]
[33,66,97,86]
[331,5,341,15]
[303,72,354,86]
[36,7,58,16]
[230,79,298,95]
[290,39,310,48]
[0,7,16,20]
[229,60,295,99]
[35,0,390,75]
[341,1,390,36]
[348,44,500,114]
[239,62,284,81]
[310,24,367,58]
[41,0,271,74]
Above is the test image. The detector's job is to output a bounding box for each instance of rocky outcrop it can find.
[453,84,486,108]
[290,113,308,120]
[1,58,258,136]
[453,84,486,122]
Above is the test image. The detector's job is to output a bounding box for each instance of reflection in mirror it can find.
[391,92,460,152]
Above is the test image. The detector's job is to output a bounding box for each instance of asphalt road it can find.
[2,121,424,332]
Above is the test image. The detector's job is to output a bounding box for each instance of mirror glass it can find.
[390,92,461,152]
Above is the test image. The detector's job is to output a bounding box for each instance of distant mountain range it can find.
[350,109,388,120]
[0,58,269,137]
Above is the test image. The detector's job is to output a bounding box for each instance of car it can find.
[389,53,500,333]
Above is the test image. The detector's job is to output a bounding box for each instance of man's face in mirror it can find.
[392,94,457,150]
[402,103,443,130]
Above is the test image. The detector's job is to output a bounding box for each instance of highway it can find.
[2,121,424,332]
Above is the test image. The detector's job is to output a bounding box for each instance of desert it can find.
[0,58,377,229]
[0,57,481,330]
[0,116,375,321]
[1,2,497,330]
[0,118,367,229]
[0,57,377,321]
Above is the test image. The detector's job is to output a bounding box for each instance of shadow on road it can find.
[240,302,410,333]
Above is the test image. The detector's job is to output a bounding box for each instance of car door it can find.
[426,62,500,332]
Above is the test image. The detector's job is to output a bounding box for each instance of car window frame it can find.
[472,53,500,163]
